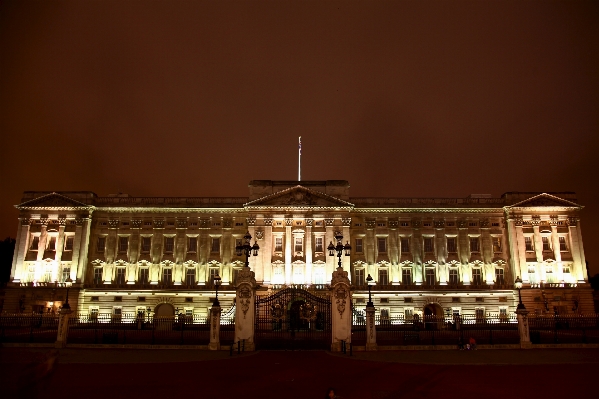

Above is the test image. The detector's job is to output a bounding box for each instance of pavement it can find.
[1,347,598,399]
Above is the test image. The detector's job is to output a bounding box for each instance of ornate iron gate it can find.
[255,288,331,350]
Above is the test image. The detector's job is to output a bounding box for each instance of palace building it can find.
[4,180,594,320]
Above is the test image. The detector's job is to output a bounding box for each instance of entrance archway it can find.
[423,303,444,330]
[155,303,175,317]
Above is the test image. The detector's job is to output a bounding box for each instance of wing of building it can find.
[5,180,592,318]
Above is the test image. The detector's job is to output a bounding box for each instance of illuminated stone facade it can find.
[5,180,593,319]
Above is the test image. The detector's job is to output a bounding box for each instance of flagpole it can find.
[298,136,301,181]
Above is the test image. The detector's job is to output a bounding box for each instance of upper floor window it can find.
[97,236,106,252]
[30,236,40,250]
[469,237,480,253]
[492,237,502,253]
[424,237,434,253]
[378,268,389,285]
[559,237,568,252]
[187,237,197,253]
[315,237,324,252]
[139,268,149,284]
[354,238,363,253]
[209,267,220,283]
[118,236,128,253]
[141,237,152,252]
[64,236,74,251]
[542,237,551,251]
[400,238,410,253]
[449,268,459,284]
[211,238,220,253]
[495,268,504,284]
[425,268,435,285]
[469,222,478,227]
[186,268,196,285]
[61,267,71,283]
[400,221,410,227]
[447,237,457,253]
[115,268,126,285]
[472,268,482,285]
[524,237,533,251]
[377,238,387,253]
[402,268,412,285]
[93,268,103,284]
[274,237,283,252]
[294,238,303,252]
[47,237,56,251]
[162,268,172,284]
[164,237,174,253]
[354,268,365,286]
[377,222,386,227]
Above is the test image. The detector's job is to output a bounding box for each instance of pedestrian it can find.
[469,336,477,350]
[457,337,464,350]
[325,388,337,399]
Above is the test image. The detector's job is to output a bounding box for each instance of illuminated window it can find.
[447,237,457,253]
[141,237,151,252]
[294,238,303,252]
[315,237,324,252]
[293,266,304,284]
[314,267,325,284]
[424,237,434,253]
[47,237,56,251]
[377,238,387,253]
[378,268,389,285]
[562,265,571,274]
[449,269,459,284]
[380,308,389,319]
[495,268,504,284]
[61,267,71,283]
[30,236,40,250]
[542,237,551,251]
[492,237,502,253]
[475,308,485,320]
[425,268,435,285]
[274,237,283,252]
[559,237,568,251]
[187,237,197,253]
[164,237,174,253]
[118,236,128,253]
[400,238,410,253]
[93,268,103,284]
[115,268,126,285]
[524,237,533,251]
[64,236,74,251]
[211,238,220,253]
[354,268,365,286]
[469,237,480,253]
[472,268,482,285]
[404,308,414,320]
[139,268,149,284]
[273,265,284,284]
[402,268,412,285]
[354,238,362,253]
[186,268,195,285]
[527,265,537,284]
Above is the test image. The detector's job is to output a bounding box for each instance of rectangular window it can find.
[139,268,149,284]
[141,237,152,252]
[472,268,482,285]
[563,265,571,274]
[209,268,219,283]
[492,237,502,253]
[164,237,174,253]
[424,237,434,253]
[402,268,412,285]
[425,268,435,285]
[377,238,387,253]
[354,268,365,286]
[447,237,457,253]
[380,308,389,319]
[499,308,508,317]
[185,268,195,285]
[315,237,324,252]
[30,236,40,250]
[400,238,410,253]
[378,269,389,285]
[118,236,128,253]
[475,308,485,320]
[211,238,220,253]
[187,237,197,253]
[404,308,414,320]
[113,307,122,316]
[525,237,533,251]
[294,238,303,252]
[162,268,172,284]
[313,267,325,285]
[93,268,103,284]
[274,237,283,252]
[449,269,459,284]
[61,267,71,282]
[542,237,551,251]
[64,236,74,251]
[115,268,126,285]
[559,236,567,251]
[48,237,56,251]
[89,307,99,319]
[469,237,480,252]
[354,238,363,253]
[495,268,504,284]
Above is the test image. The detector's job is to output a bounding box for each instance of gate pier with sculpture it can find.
[2,180,597,349]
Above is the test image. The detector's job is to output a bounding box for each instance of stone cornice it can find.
[95,207,245,214]
[353,208,504,214]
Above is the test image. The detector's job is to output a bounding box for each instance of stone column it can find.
[209,305,221,350]
[305,219,313,284]
[481,222,493,285]
[390,226,400,285]
[457,221,469,285]
[516,308,532,349]
[72,218,84,282]
[262,218,273,285]
[151,220,164,285]
[199,223,209,285]
[435,222,447,285]
[36,219,49,263]
[532,223,543,263]
[412,221,423,284]
[55,305,72,348]
[550,222,563,282]
[506,216,524,284]
[174,220,187,285]
[365,304,377,351]
[330,266,352,351]
[234,267,257,351]
[285,219,292,284]
[568,218,586,283]
[54,221,66,264]
[11,218,31,283]
[325,218,335,283]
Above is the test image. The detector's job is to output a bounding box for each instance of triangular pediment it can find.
[244,186,354,208]
[507,193,581,209]
[16,192,91,209]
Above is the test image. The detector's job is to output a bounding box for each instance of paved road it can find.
[1,348,598,399]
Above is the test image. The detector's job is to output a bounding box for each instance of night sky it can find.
[1,1,598,275]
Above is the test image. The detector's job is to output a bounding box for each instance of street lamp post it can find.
[327,232,351,271]
[514,276,525,310]
[213,274,222,306]
[236,231,260,268]
[366,274,375,307]
[62,277,73,311]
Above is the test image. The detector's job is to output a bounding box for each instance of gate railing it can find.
[528,314,599,344]
[0,313,59,343]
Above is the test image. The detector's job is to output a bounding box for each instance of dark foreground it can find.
[1,348,598,399]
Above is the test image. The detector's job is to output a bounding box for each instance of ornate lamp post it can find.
[366,274,375,307]
[213,274,222,306]
[327,232,351,270]
[514,276,525,310]
[236,231,260,268]
[62,277,73,311]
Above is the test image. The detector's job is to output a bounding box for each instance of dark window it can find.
[187,237,197,252]
[354,268,365,286]
[115,268,126,285]
[402,268,412,285]
[164,237,174,253]
[447,238,457,253]
[525,237,533,251]
[469,237,480,252]
[61,267,71,282]
[449,269,459,284]
[377,238,387,253]
[559,237,567,251]
[118,236,128,253]
[139,268,149,284]
[495,268,504,284]
[48,237,56,251]
[211,238,220,253]
[141,237,152,252]
[424,237,434,253]
[93,268,103,284]
[542,237,551,251]
[400,238,410,253]
[162,268,172,284]
[354,238,363,253]
[425,268,435,285]
[64,236,74,251]
[472,268,482,285]
[186,269,195,285]
[30,236,40,250]
[378,269,389,285]
[492,237,502,252]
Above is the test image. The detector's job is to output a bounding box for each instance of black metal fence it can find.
[354,314,520,346]
[528,314,599,344]
[351,307,366,346]
[0,313,59,343]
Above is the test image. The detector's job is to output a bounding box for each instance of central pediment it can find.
[507,193,582,209]
[16,192,92,210]
[244,186,354,209]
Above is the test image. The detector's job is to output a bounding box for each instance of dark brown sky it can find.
[1,1,598,275]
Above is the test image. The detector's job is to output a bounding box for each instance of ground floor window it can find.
[314,267,325,284]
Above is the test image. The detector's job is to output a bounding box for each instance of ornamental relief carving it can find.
[334,285,348,318]
[238,286,252,318]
